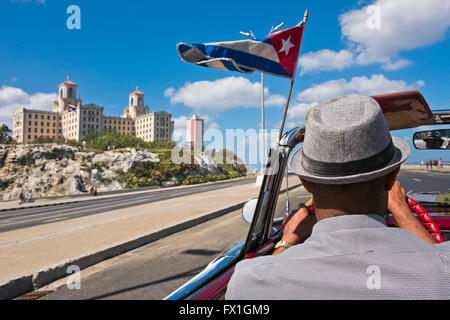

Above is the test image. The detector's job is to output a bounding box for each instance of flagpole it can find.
[278,78,295,143]
[280,9,308,217]
[261,72,265,173]
[278,8,309,144]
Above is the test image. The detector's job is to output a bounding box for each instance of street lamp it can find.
[240,22,284,176]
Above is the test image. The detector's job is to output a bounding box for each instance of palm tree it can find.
[0,124,11,138]
[0,124,12,143]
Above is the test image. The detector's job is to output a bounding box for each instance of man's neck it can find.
[313,195,387,222]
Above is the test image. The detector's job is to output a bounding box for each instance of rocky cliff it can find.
[0,144,244,200]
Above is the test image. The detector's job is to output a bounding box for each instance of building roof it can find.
[129,86,144,96]
[190,115,203,121]
[59,76,78,87]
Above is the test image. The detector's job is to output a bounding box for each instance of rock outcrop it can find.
[0,144,250,200]
[0,144,159,200]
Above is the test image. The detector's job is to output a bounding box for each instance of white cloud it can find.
[296,74,425,103]
[165,76,284,111]
[286,74,425,126]
[207,121,220,130]
[381,59,412,71]
[298,49,354,75]
[172,115,189,131]
[287,102,316,123]
[298,0,450,74]
[340,0,450,67]
[164,87,175,97]
[0,86,57,128]
[11,0,46,5]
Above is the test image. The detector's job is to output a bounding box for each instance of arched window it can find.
[139,97,143,106]
[69,88,73,98]
[60,89,63,97]
[131,98,134,106]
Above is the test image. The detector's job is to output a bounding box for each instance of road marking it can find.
[42,218,66,223]
[413,178,421,182]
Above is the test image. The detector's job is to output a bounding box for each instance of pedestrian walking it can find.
[18,191,25,205]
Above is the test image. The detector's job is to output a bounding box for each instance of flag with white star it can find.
[177,22,306,79]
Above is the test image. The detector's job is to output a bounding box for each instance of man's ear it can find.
[300,177,313,193]
[385,167,400,190]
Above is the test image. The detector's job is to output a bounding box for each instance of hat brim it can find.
[289,136,410,185]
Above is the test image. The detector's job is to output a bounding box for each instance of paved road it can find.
[0,178,255,233]
[36,169,449,300]
[396,169,449,193]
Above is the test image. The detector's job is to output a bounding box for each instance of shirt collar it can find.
[312,214,387,235]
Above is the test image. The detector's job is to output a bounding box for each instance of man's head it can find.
[423,131,444,149]
[289,94,410,217]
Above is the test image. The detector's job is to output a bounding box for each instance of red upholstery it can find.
[407,197,444,243]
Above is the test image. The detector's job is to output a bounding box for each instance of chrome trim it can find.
[164,240,245,300]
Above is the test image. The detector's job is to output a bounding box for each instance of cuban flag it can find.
[177,22,306,79]
[67,103,77,112]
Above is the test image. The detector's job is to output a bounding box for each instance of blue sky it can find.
[0,0,449,164]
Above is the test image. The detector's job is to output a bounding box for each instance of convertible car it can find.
[165,91,450,300]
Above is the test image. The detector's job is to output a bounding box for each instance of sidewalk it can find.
[402,164,450,173]
[0,176,302,299]
[0,176,254,212]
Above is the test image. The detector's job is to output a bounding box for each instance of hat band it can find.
[301,140,395,177]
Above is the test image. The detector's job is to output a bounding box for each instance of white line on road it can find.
[413,178,421,182]
[42,218,66,223]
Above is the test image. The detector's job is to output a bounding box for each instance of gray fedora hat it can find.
[289,94,410,184]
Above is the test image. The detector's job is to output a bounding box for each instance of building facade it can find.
[186,115,204,150]
[13,77,174,144]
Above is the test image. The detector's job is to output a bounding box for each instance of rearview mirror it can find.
[242,198,258,223]
[413,129,450,150]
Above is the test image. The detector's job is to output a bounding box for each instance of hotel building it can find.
[13,77,174,144]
